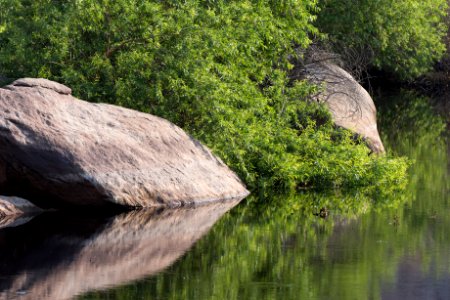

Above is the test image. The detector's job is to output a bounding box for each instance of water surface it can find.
[0,91,448,300]
[82,92,448,300]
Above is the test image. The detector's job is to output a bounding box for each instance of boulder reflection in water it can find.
[0,200,241,300]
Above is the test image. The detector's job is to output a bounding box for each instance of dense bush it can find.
[317,0,448,79]
[0,0,408,193]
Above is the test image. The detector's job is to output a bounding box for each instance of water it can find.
[0,91,448,300]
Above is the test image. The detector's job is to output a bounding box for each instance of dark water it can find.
[0,91,448,300]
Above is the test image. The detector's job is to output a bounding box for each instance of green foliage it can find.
[317,0,448,78]
[0,0,407,193]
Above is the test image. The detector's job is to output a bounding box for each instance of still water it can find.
[0,91,448,300]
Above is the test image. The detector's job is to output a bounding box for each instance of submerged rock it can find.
[303,63,385,153]
[0,196,42,229]
[0,78,249,208]
[0,196,41,216]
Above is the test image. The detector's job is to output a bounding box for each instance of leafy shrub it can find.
[316,0,448,79]
[0,0,408,193]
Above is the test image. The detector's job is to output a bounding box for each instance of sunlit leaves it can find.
[0,0,408,193]
[317,0,447,78]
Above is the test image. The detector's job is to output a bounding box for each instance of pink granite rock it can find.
[0,78,249,208]
[304,63,385,153]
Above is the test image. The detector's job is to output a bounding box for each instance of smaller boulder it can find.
[303,62,385,153]
[12,78,72,95]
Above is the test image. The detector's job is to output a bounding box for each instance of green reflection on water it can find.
[81,92,449,300]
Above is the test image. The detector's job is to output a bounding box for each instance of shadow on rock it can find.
[0,199,240,300]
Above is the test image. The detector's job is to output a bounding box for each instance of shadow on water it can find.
[0,200,241,300]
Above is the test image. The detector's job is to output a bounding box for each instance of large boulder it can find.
[303,63,385,153]
[0,78,249,208]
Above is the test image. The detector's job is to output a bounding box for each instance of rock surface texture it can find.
[0,78,249,208]
[303,63,385,153]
